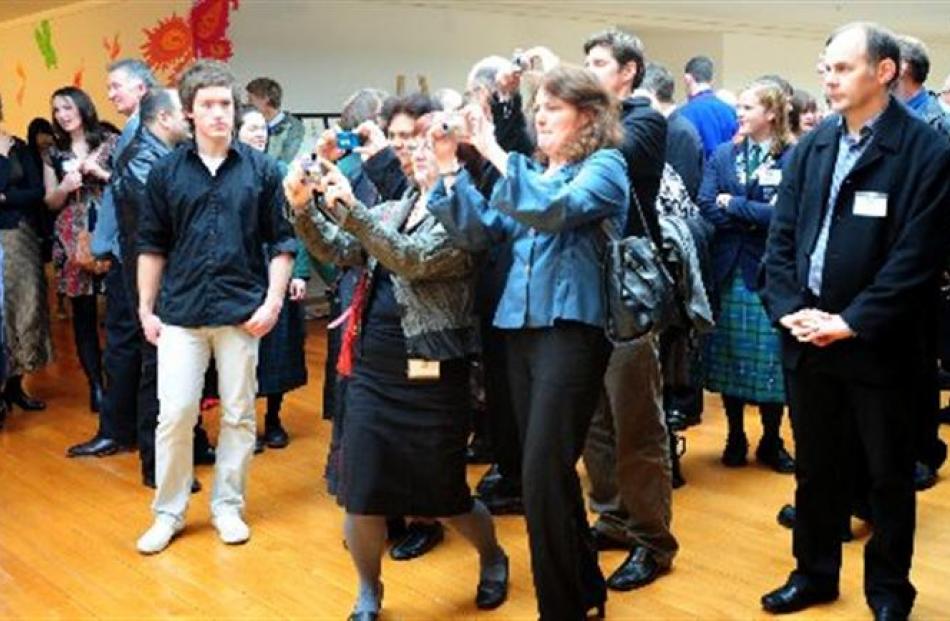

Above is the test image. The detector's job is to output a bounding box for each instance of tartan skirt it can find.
[704,272,785,403]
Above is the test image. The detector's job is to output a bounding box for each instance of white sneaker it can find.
[212,513,250,545]
[137,516,183,554]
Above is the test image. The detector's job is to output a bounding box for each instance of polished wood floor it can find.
[2,312,950,620]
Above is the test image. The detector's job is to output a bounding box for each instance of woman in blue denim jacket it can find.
[429,65,629,620]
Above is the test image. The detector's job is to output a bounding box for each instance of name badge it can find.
[407,359,440,381]
[853,191,888,218]
[759,168,782,186]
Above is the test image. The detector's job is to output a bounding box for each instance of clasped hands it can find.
[779,308,855,347]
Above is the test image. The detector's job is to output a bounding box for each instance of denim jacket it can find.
[429,149,629,330]
[294,190,479,360]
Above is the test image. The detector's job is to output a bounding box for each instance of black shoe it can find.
[761,577,838,614]
[756,439,795,474]
[264,423,290,449]
[777,504,796,529]
[475,464,503,496]
[873,605,908,621]
[142,477,201,493]
[606,546,669,591]
[386,517,408,542]
[480,489,524,516]
[4,384,46,411]
[722,434,748,467]
[914,461,938,491]
[89,382,103,413]
[194,444,216,466]
[254,436,265,454]
[475,552,509,610]
[591,527,628,552]
[666,408,689,432]
[66,436,124,458]
[389,521,444,561]
[466,434,493,465]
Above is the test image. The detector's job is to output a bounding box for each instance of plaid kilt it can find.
[704,272,785,403]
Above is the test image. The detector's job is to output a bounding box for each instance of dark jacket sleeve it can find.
[619,106,665,243]
[698,145,743,231]
[364,148,409,202]
[0,142,44,209]
[724,149,793,229]
[138,163,173,255]
[762,142,809,323]
[491,92,534,156]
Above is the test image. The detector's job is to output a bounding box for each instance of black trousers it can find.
[70,294,101,386]
[506,322,611,621]
[98,261,141,445]
[483,325,521,483]
[788,353,916,613]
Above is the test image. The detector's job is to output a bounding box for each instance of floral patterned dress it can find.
[49,134,117,298]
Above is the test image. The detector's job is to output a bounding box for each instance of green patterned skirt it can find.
[704,272,785,403]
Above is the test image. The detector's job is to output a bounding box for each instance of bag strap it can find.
[600,187,656,250]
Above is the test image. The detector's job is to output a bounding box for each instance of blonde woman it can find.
[698,79,796,473]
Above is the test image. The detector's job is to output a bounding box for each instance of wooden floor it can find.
[2,314,950,620]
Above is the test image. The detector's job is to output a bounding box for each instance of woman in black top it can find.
[0,93,53,413]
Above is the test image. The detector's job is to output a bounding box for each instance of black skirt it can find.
[340,269,473,517]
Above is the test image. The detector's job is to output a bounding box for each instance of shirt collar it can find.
[184,139,243,160]
[905,88,929,113]
[837,111,880,147]
[268,111,285,130]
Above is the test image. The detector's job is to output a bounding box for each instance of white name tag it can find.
[407,359,440,381]
[853,191,888,218]
[759,168,782,186]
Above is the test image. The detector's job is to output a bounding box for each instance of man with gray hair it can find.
[895,35,950,138]
[68,58,159,458]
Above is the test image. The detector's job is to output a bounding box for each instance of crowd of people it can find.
[2,18,950,621]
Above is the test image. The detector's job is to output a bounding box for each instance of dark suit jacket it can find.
[666,111,704,200]
[620,96,666,244]
[762,97,950,383]
[699,139,794,294]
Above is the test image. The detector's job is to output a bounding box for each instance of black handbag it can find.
[601,190,675,343]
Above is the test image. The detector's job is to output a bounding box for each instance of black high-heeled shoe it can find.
[347,583,383,621]
[476,552,509,610]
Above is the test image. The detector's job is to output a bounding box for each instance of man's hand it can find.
[243,299,282,338]
[289,278,307,302]
[780,309,855,347]
[139,310,164,346]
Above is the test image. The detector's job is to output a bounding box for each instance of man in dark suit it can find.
[761,22,950,621]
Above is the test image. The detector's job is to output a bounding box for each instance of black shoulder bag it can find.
[601,190,676,343]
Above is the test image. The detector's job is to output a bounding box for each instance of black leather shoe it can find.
[591,527,628,551]
[5,390,46,411]
[254,436,265,454]
[757,440,795,474]
[481,490,524,516]
[607,546,669,591]
[777,504,796,529]
[914,461,938,491]
[67,436,124,458]
[873,605,908,621]
[475,552,509,610]
[390,521,444,560]
[475,464,503,496]
[142,476,201,493]
[721,434,748,467]
[264,423,290,449]
[761,578,838,614]
[194,444,216,466]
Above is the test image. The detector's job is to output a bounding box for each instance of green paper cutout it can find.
[34,19,58,69]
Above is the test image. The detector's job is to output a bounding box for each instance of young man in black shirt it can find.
[135,60,295,554]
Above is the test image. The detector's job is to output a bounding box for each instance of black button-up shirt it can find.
[138,141,296,327]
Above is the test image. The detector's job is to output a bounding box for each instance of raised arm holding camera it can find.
[429,65,629,621]
[285,113,509,621]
